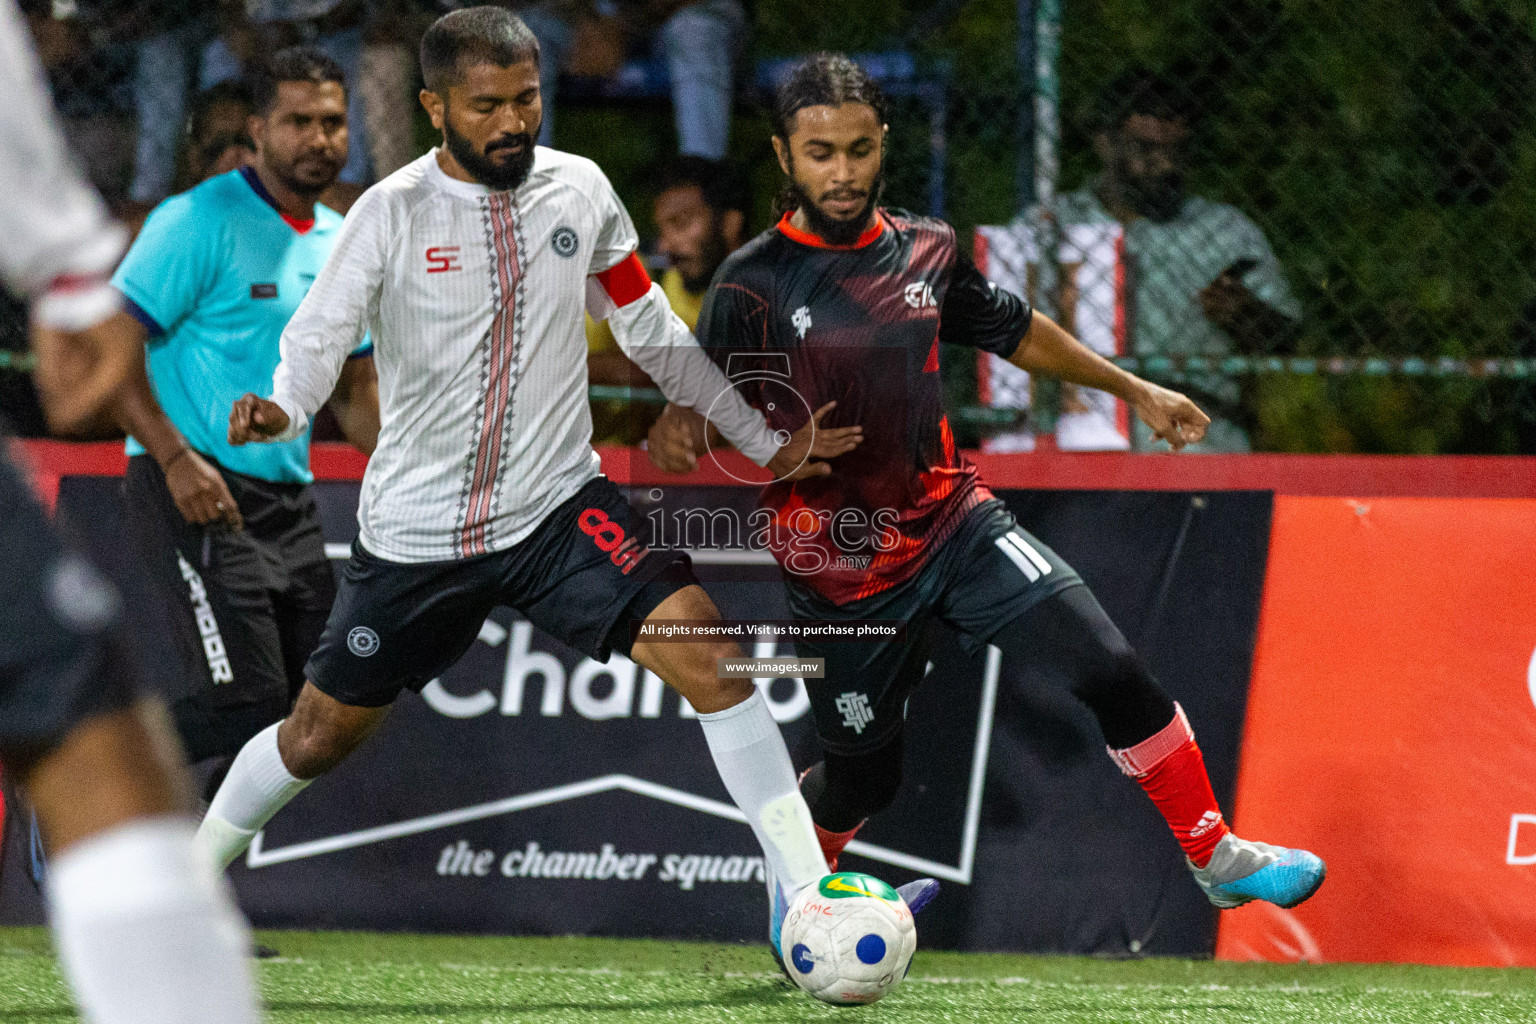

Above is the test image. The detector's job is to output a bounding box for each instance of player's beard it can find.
[445,117,536,192]
[780,154,885,246]
[268,145,343,203]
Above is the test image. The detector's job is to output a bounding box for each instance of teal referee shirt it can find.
[112,166,370,484]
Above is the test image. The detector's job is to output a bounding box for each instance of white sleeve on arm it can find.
[0,0,125,328]
[268,190,389,441]
[583,168,779,465]
[598,277,782,467]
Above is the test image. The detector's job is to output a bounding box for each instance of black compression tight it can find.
[802,585,1175,832]
[992,584,1176,750]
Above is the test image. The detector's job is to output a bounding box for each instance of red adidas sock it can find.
[1107,703,1229,867]
[799,765,864,871]
[814,821,863,872]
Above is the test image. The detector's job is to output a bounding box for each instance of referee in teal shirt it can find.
[110,48,378,770]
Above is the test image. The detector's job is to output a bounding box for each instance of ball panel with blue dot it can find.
[855,933,887,965]
[791,943,815,974]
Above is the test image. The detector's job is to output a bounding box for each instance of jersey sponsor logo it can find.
[249,283,278,299]
[835,691,875,734]
[425,246,462,273]
[904,281,937,308]
[551,227,579,258]
[578,507,649,575]
[348,625,381,657]
[176,553,234,684]
[792,305,812,339]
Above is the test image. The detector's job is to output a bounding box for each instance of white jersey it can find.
[0,0,123,328]
[271,147,779,563]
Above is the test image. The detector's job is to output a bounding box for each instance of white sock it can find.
[47,816,261,1024]
[197,722,310,870]
[697,688,829,891]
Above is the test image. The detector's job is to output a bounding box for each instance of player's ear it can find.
[419,88,445,131]
[245,112,266,154]
[721,208,745,250]
[771,135,790,176]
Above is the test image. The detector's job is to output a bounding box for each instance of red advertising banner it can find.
[1219,496,1536,966]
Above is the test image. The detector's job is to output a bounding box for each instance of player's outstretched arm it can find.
[648,400,863,480]
[1007,310,1210,451]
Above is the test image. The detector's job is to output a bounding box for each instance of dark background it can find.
[2,480,1271,958]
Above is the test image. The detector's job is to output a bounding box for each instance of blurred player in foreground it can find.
[0,1,262,1020]
[650,54,1326,945]
[195,6,857,938]
[111,46,377,786]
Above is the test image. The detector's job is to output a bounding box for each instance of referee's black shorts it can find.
[125,454,335,761]
[306,476,696,709]
[0,449,134,763]
[787,499,1082,755]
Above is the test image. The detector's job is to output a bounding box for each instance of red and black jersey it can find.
[697,209,1032,604]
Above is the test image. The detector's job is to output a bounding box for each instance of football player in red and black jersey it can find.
[650,53,1324,953]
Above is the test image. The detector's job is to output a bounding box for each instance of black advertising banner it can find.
[32,478,1271,956]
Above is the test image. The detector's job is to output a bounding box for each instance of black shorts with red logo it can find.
[306,476,694,708]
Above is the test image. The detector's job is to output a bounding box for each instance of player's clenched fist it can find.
[228,392,291,446]
[1131,381,1211,452]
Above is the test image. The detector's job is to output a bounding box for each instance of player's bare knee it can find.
[276,708,360,779]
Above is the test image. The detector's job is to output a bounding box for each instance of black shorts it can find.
[786,499,1082,755]
[0,449,134,760]
[307,476,695,708]
[125,455,335,761]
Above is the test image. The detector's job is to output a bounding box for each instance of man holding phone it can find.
[1022,69,1299,451]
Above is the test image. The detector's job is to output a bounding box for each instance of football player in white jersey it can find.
[0,2,262,1021]
[198,6,861,949]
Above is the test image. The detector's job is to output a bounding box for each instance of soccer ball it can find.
[780,872,917,1005]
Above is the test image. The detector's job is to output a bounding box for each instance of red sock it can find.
[814,821,863,872]
[799,766,864,871]
[1107,704,1229,867]
[0,763,6,848]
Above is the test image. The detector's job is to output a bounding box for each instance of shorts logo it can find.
[348,626,381,657]
[176,554,233,684]
[551,227,579,258]
[250,283,278,299]
[836,691,874,734]
[577,507,649,575]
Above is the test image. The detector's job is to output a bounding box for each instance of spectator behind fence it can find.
[987,69,1300,453]
[131,0,375,212]
[183,80,257,187]
[587,156,747,444]
[1085,69,1297,450]
[516,0,744,159]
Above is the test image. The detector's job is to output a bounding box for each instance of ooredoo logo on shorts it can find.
[348,626,381,657]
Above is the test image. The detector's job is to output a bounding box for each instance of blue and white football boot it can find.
[1188,833,1326,909]
[766,861,794,964]
[896,878,941,914]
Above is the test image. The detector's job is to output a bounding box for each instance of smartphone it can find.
[1221,257,1259,280]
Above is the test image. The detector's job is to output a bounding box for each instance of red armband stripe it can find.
[595,253,652,307]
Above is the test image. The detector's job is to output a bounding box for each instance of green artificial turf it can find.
[3,926,1535,1022]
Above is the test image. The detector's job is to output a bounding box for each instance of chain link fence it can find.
[5,0,1534,453]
